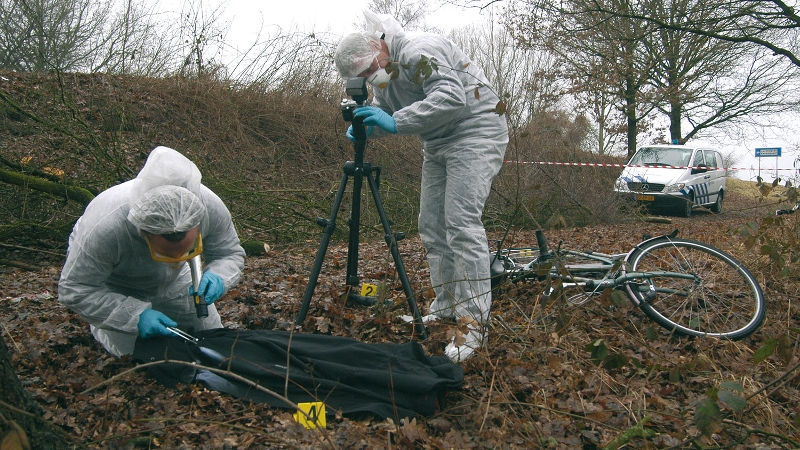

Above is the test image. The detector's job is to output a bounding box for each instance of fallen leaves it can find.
[1,208,799,447]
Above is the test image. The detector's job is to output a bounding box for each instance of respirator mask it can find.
[367,58,393,89]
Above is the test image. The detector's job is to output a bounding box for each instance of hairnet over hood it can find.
[126,146,205,234]
[333,10,405,78]
[127,185,206,234]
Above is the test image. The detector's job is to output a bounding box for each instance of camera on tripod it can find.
[297,75,427,338]
[341,77,369,122]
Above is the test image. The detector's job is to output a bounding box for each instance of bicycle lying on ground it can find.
[490,229,765,340]
[776,202,799,215]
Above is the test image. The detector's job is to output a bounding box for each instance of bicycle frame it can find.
[553,270,697,307]
[502,245,698,307]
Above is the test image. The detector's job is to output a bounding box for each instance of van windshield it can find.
[629,147,692,167]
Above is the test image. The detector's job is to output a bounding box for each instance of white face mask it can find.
[367,69,393,89]
[366,56,393,89]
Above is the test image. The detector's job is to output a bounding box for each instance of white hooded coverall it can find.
[58,148,245,356]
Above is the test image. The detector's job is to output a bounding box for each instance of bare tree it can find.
[640,0,798,143]
[505,0,799,157]
[0,0,182,76]
[587,0,800,68]
[572,78,628,155]
[450,18,568,126]
[227,28,337,95]
[0,0,114,72]
[172,0,232,78]
[444,0,799,69]
[450,8,629,155]
[88,0,174,76]
[509,0,662,157]
[368,0,429,30]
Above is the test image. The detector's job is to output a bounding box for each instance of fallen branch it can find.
[0,259,40,271]
[0,242,63,257]
[0,168,94,206]
[644,216,673,224]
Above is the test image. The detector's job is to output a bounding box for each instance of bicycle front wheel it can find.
[623,237,765,340]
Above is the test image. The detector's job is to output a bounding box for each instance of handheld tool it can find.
[188,255,208,318]
[166,326,199,344]
[166,326,224,363]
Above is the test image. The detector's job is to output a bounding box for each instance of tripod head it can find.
[341,77,368,122]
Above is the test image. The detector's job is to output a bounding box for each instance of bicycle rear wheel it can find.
[623,237,765,340]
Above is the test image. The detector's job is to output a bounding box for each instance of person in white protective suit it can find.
[334,11,509,363]
[58,146,245,357]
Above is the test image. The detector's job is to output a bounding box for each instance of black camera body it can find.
[341,99,358,122]
[341,77,369,122]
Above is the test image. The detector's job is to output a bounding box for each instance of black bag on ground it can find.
[131,328,463,420]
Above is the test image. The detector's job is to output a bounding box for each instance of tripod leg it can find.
[366,172,428,339]
[345,164,364,290]
[296,172,349,325]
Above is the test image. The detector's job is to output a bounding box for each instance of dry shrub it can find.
[1,71,632,257]
[0,71,428,250]
[487,112,629,233]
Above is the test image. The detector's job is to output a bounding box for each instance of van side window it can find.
[694,151,706,167]
[704,151,718,168]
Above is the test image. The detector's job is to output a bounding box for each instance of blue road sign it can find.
[755,147,782,157]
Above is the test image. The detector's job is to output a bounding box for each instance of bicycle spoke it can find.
[625,238,764,339]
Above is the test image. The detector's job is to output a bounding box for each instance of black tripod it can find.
[295,78,427,339]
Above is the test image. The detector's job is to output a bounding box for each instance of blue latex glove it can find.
[191,271,225,304]
[346,124,374,142]
[137,309,177,338]
[353,107,397,134]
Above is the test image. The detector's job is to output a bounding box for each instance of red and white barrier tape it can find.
[504,160,798,171]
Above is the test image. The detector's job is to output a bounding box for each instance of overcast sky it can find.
[156,0,488,45]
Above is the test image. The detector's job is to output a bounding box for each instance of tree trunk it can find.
[624,76,638,159]
[0,335,84,449]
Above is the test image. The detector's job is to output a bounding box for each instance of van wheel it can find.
[677,194,693,218]
[710,191,724,213]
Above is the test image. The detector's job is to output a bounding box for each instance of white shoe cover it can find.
[397,313,447,324]
[445,325,485,363]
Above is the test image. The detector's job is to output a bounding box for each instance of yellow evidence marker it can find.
[294,402,326,429]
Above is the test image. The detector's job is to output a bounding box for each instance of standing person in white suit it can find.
[58,146,245,357]
[334,11,509,362]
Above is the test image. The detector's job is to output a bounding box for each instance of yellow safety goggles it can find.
[146,233,203,263]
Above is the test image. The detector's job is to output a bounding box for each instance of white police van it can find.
[613,144,726,217]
